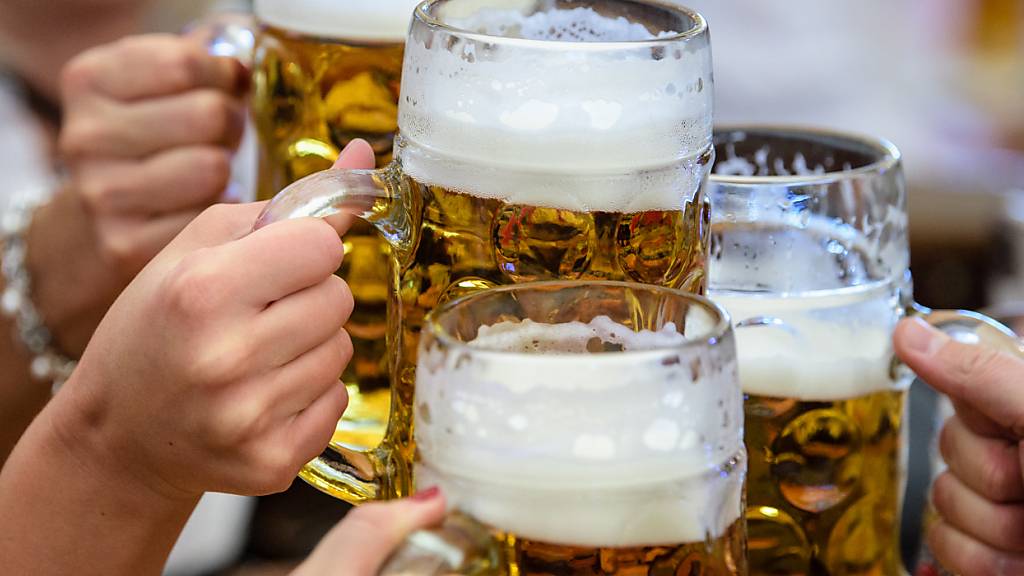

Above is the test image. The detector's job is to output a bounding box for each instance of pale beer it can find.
[252,0,421,447]
[712,224,904,575]
[255,0,715,502]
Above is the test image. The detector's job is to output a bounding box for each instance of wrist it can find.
[24,187,121,355]
[48,369,202,508]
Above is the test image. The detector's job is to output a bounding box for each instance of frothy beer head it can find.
[709,219,902,401]
[398,0,713,212]
[415,316,743,547]
[254,0,422,41]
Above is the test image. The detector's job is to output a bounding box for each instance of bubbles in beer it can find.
[825,495,896,574]
[746,505,811,576]
[493,205,597,282]
[771,409,861,513]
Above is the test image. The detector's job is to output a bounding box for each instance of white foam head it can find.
[398,0,713,212]
[415,316,743,546]
[707,214,905,401]
[711,286,901,401]
[255,0,421,42]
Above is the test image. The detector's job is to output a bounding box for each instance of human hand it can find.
[51,141,376,501]
[894,317,1024,575]
[21,34,249,357]
[58,33,247,277]
[292,488,446,576]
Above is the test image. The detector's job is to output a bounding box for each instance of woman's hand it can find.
[294,489,447,576]
[29,33,248,356]
[0,141,376,576]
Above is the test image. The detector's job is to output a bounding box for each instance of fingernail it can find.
[411,486,441,502]
[234,60,251,93]
[903,317,949,356]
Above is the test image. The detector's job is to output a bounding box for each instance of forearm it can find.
[0,188,121,464]
[0,393,198,575]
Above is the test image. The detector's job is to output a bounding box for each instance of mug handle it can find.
[910,303,1024,357]
[255,165,415,503]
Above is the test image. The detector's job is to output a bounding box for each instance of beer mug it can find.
[256,0,715,502]
[251,0,423,458]
[380,281,746,575]
[706,126,1023,576]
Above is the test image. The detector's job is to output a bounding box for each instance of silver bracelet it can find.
[1,192,77,393]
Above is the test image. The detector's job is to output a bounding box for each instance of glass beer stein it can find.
[380,281,747,575]
[706,126,1023,576]
[255,0,715,503]
[251,0,423,454]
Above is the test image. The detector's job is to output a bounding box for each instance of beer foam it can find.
[711,283,901,401]
[254,0,421,42]
[397,3,713,212]
[415,317,743,546]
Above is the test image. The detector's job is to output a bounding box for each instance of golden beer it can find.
[254,0,717,502]
[252,0,420,447]
[711,223,907,576]
[501,518,746,575]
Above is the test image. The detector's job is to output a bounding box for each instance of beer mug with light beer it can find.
[255,0,715,503]
[706,127,1023,575]
[380,281,746,575]
[251,0,423,456]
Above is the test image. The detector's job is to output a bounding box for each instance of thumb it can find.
[895,317,1024,439]
[295,488,446,576]
[334,138,376,170]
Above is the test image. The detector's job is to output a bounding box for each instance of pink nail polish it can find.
[411,486,440,502]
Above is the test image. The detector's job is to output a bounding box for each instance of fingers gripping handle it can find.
[253,165,409,504]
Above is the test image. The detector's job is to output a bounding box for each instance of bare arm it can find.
[0,394,198,575]
[0,34,246,465]
[0,187,121,463]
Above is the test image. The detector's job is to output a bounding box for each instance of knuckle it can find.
[258,449,300,494]
[201,343,251,386]
[996,508,1024,552]
[163,249,228,319]
[307,221,345,270]
[76,175,118,213]
[161,43,203,91]
[981,447,1021,502]
[59,118,105,158]
[191,91,233,139]
[950,345,1002,387]
[97,231,140,269]
[60,53,101,96]
[195,148,232,195]
[931,473,953,516]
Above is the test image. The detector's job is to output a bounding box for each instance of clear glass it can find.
[250,0,421,475]
[706,126,1022,576]
[254,0,716,503]
[380,280,746,575]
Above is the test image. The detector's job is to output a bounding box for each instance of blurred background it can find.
[1,0,1021,574]
[684,0,1023,567]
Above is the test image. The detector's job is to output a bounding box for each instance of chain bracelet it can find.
[1,192,77,393]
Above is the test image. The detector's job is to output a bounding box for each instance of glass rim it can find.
[424,280,732,360]
[709,124,902,187]
[413,0,708,49]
